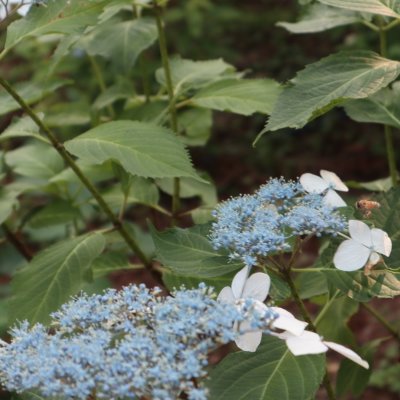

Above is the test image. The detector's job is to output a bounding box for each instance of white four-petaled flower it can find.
[334,220,392,271]
[300,169,348,208]
[218,266,369,369]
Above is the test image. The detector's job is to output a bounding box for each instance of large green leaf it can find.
[324,269,400,301]
[156,57,236,95]
[5,142,64,180]
[0,80,66,116]
[191,79,281,116]
[2,0,107,55]
[261,51,400,135]
[344,84,400,129]
[208,336,325,400]
[64,121,203,181]
[277,4,360,33]
[318,0,400,18]
[83,18,157,71]
[10,232,105,324]
[371,188,400,268]
[150,224,243,278]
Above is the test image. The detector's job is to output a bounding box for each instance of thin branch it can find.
[1,222,33,261]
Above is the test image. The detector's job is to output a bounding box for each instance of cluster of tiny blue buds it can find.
[0,284,276,399]
[210,177,347,266]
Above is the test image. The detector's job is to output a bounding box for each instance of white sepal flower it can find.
[218,266,308,352]
[273,330,369,369]
[334,220,392,271]
[300,169,348,207]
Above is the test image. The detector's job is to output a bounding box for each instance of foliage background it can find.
[0,0,399,399]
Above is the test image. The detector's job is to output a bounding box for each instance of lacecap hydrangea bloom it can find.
[210,174,347,266]
[0,284,277,400]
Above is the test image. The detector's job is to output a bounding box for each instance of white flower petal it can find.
[17,4,31,16]
[284,331,328,356]
[217,286,235,304]
[271,307,308,336]
[242,272,270,302]
[300,173,328,194]
[235,322,262,352]
[368,251,381,266]
[324,341,369,369]
[349,220,372,247]
[333,239,371,271]
[231,266,250,299]
[371,228,392,257]
[320,170,348,192]
[324,189,347,208]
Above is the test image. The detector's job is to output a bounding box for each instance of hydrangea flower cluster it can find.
[210,175,347,266]
[0,284,277,400]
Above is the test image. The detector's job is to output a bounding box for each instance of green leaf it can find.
[336,345,375,397]
[91,251,137,279]
[344,84,400,129]
[208,336,325,400]
[0,80,66,116]
[156,175,217,205]
[156,57,236,95]
[3,0,107,55]
[49,161,115,185]
[371,188,400,268]
[162,271,234,293]
[178,108,212,147]
[278,4,360,33]
[43,102,91,127]
[93,80,133,110]
[28,200,80,229]
[0,190,18,224]
[10,232,105,324]
[191,79,281,115]
[316,296,358,344]
[83,18,157,71]
[296,272,328,299]
[150,224,243,278]
[324,269,400,301]
[5,142,64,180]
[318,0,400,18]
[346,176,392,192]
[94,178,161,212]
[0,116,48,144]
[269,274,291,302]
[64,120,203,181]
[261,51,400,135]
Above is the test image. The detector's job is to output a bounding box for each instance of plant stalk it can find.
[154,4,181,224]
[88,55,115,119]
[379,22,398,187]
[1,222,33,261]
[0,76,156,275]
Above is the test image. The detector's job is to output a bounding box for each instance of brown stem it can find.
[1,222,33,261]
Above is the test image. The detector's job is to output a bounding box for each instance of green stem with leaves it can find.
[378,20,398,187]
[154,4,181,224]
[0,76,158,276]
